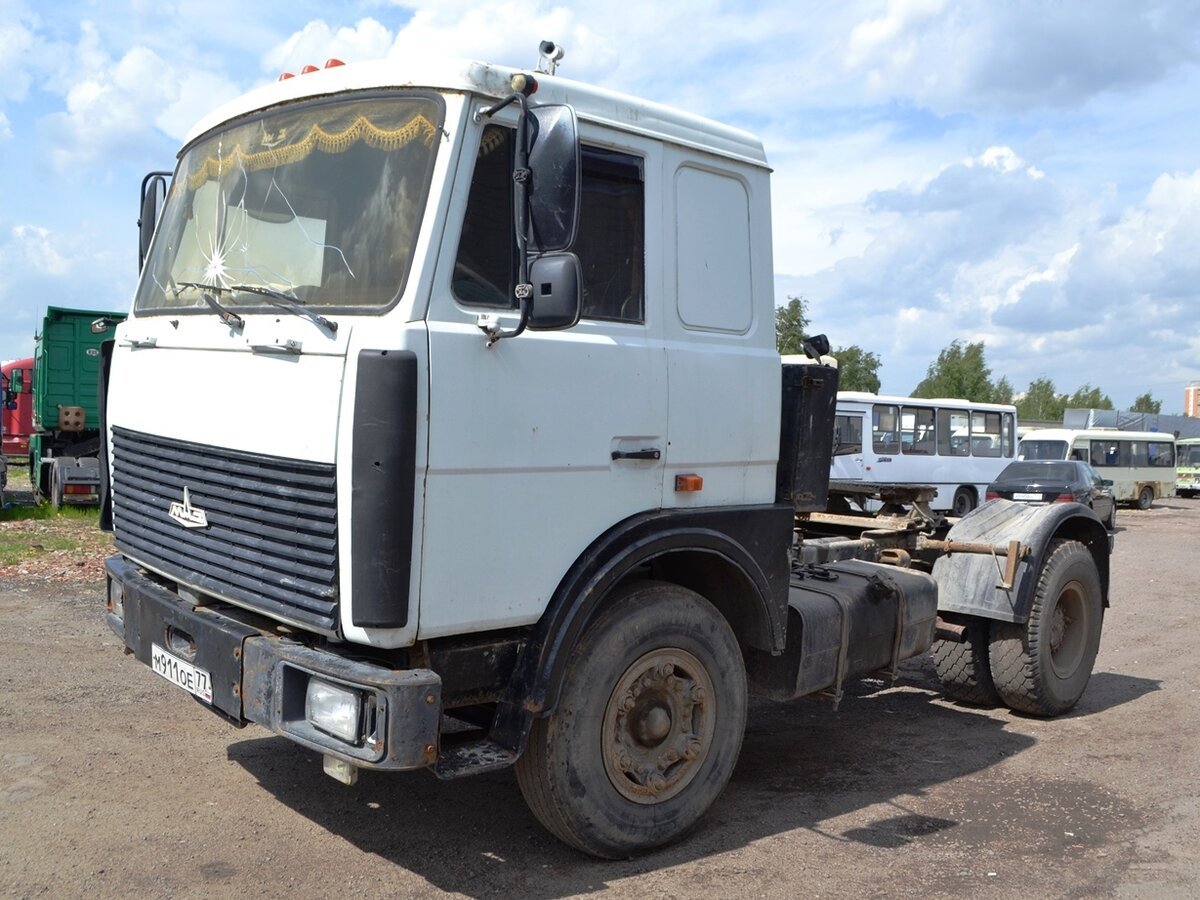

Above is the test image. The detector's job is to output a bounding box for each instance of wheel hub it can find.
[602,648,715,805]
[1049,580,1087,678]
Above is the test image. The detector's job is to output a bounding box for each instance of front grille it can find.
[111,427,339,633]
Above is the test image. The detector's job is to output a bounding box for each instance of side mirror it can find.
[10,368,23,394]
[527,253,582,330]
[139,171,171,271]
[803,333,832,360]
[1101,479,1113,487]
[90,317,119,334]
[526,105,580,253]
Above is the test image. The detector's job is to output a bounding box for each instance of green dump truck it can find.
[28,306,126,506]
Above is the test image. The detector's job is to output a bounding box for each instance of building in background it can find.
[1186,381,1200,418]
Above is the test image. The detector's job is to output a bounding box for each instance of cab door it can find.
[418,117,666,637]
[830,408,868,483]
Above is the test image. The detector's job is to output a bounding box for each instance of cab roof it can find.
[184,57,769,169]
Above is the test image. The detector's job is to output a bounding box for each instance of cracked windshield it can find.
[136,94,443,312]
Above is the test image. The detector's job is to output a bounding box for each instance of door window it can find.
[453,125,645,323]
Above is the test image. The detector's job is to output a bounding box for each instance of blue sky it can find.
[2,0,1198,410]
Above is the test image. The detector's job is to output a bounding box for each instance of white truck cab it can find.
[101,49,1111,858]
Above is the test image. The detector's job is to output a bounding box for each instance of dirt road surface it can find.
[2,500,1197,898]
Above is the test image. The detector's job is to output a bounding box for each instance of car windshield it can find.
[1179,445,1200,467]
[999,462,1075,481]
[136,94,443,313]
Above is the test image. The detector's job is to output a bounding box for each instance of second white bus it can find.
[1018,428,1176,509]
[830,392,1018,516]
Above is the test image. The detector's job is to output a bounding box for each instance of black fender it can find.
[932,499,1110,625]
[490,503,793,751]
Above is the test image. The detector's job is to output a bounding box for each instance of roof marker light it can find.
[510,73,538,96]
[278,72,295,81]
[300,64,319,74]
[325,58,345,68]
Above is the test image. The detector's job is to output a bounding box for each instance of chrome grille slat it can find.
[112,427,339,632]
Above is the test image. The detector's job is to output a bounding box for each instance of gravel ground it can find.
[0,499,1197,898]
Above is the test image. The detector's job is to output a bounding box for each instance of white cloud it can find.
[0,111,11,143]
[155,70,243,141]
[10,224,70,275]
[261,18,396,74]
[844,0,1200,113]
[0,16,38,102]
[39,21,241,168]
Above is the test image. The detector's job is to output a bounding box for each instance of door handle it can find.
[612,449,661,461]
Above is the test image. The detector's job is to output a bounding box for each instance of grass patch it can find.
[0,503,99,524]
[0,478,110,567]
[0,531,82,566]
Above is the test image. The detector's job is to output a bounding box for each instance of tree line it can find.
[775,296,1166,418]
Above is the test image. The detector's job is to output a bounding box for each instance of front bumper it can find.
[104,555,441,770]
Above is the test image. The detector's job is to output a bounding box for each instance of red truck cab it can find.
[1,357,33,458]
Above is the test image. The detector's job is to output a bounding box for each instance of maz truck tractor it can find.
[100,46,1112,857]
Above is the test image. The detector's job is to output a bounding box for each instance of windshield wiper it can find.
[175,281,245,330]
[228,284,338,333]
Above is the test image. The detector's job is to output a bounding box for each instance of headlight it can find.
[107,577,125,619]
[305,678,362,743]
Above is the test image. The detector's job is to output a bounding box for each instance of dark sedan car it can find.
[986,460,1116,530]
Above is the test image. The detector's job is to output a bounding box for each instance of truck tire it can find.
[49,463,63,510]
[515,581,747,858]
[951,488,975,517]
[1136,486,1154,510]
[988,540,1103,716]
[931,620,999,706]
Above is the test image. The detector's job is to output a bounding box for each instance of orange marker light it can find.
[675,474,704,493]
[325,58,345,68]
[278,72,295,81]
[300,64,319,74]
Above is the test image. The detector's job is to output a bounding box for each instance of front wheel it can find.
[515,581,747,858]
[1136,486,1154,510]
[988,540,1103,716]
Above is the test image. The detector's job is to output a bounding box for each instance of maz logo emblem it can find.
[168,487,209,529]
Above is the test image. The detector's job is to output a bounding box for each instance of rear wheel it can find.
[515,581,747,858]
[49,463,63,509]
[988,540,1103,716]
[1136,486,1154,510]
[932,620,999,706]
[951,487,976,517]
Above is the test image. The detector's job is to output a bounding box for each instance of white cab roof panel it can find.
[184,58,768,168]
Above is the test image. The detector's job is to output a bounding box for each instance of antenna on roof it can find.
[537,41,564,75]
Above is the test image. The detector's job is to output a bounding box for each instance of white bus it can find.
[1018,428,1176,509]
[830,392,1018,516]
[1176,437,1200,498]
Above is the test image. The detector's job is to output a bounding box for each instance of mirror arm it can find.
[479,92,535,347]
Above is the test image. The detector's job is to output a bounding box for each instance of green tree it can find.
[1066,384,1113,410]
[911,340,995,402]
[992,375,1015,405]
[832,345,882,393]
[1130,392,1162,414]
[1016,377,1066,422]
[775,296,809,356]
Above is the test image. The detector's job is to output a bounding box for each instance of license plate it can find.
[152,643,213,703]
[1012,491,1043,501]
